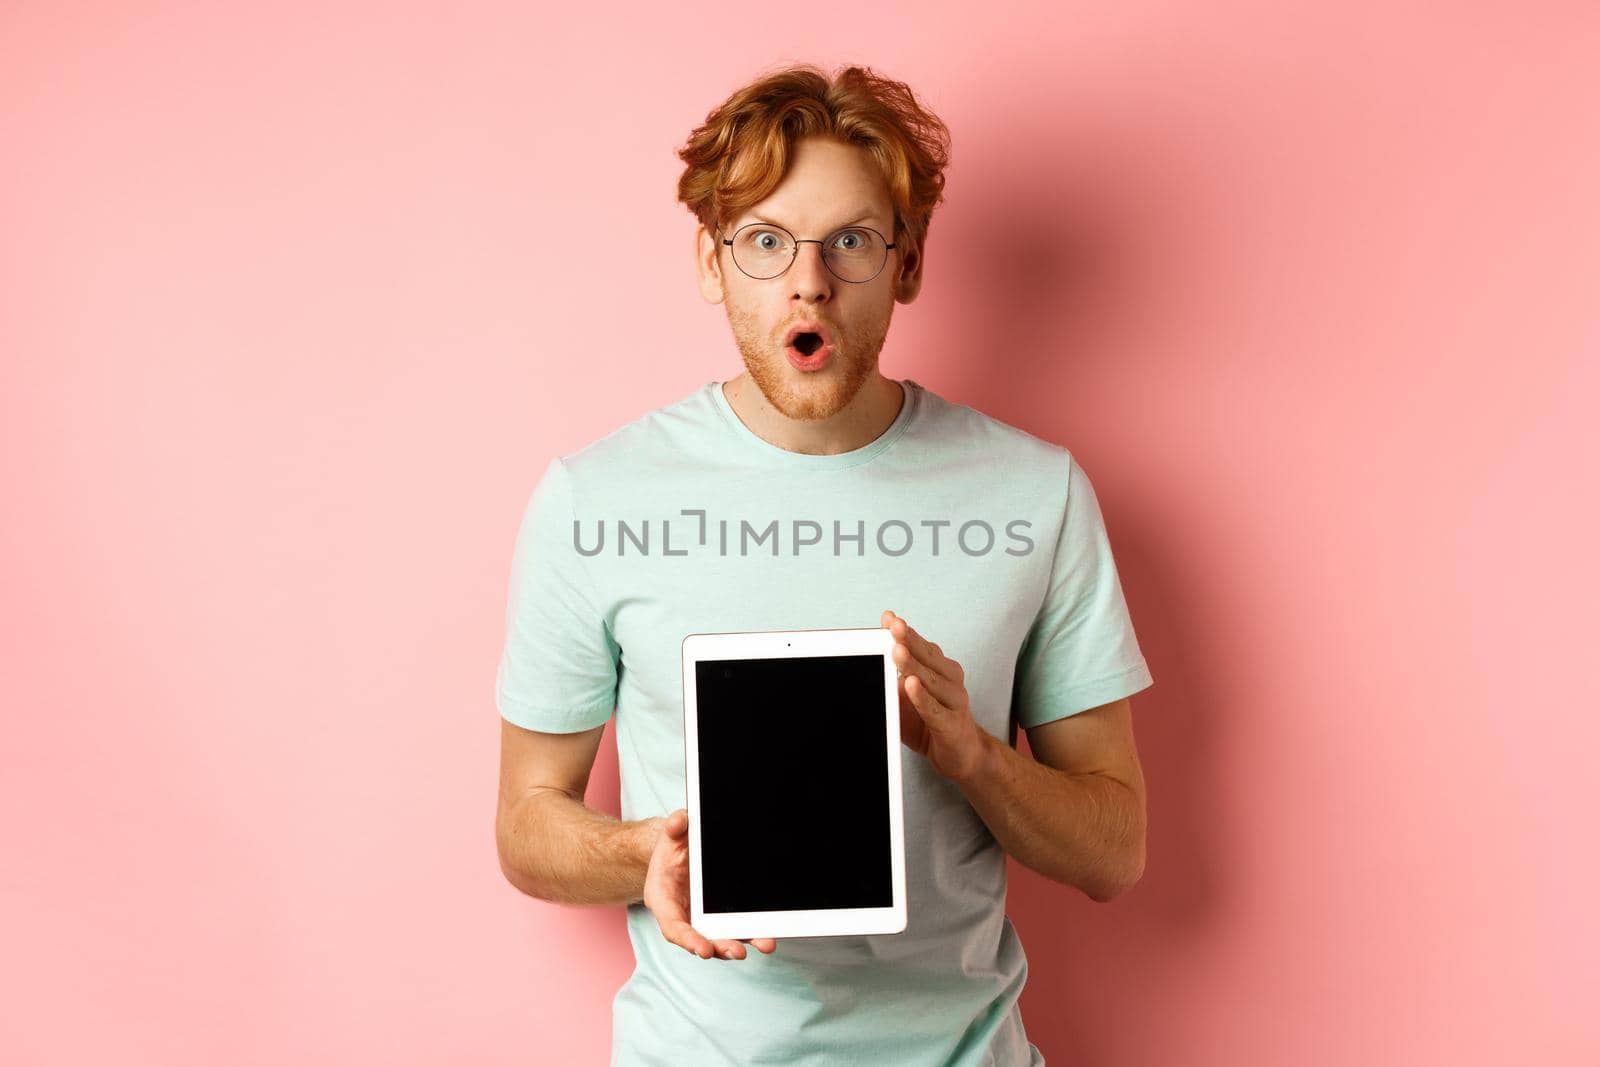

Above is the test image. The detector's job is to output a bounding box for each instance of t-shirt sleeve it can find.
[1011,452,1154,729]
[495,457,621,733]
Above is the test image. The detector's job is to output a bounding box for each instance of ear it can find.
[695,224,727,305]
[894,235,924,304]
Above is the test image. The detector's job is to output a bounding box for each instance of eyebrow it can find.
[740,208,882,231]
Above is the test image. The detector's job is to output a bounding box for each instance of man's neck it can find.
[721,372,905,456]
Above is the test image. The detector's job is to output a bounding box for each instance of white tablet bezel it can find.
[681,626,908,940]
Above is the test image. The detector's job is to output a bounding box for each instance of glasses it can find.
[717,222,896,283]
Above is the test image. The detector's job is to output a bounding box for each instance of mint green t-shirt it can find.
[496,377,1153,1066]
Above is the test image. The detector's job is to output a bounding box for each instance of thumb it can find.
[665,808,689,837]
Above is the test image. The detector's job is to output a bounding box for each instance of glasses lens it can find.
[729,225,794,279]
[729,225,887,282]
[824,227,888,282]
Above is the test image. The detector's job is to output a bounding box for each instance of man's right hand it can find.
[643,808,778,961]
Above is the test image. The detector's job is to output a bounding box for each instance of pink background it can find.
[4,2,1597,1064]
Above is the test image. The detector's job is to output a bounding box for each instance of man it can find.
[495,64,1153,1066]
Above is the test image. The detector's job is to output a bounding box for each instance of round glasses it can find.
[718,222,896,284]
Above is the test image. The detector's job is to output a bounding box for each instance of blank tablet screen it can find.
[694,653,893,914]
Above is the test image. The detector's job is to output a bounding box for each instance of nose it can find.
[788,241,833,303]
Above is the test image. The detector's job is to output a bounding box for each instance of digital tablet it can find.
[681,627,908,940]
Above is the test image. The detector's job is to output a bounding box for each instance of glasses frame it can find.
[717,221,897,284]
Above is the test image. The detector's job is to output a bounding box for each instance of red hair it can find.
[675,63,953,265]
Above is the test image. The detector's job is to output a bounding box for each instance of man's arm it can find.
[956,696,1147,902]
[495,717,664,907]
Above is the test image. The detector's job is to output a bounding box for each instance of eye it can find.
[830,229,867,250]
[749,229,786,251]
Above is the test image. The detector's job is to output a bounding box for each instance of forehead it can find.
[730,136,893,231]
[733,205,884,232]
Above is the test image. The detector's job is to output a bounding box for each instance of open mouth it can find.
[791,332,824,356]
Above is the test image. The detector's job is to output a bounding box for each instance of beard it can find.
[725,299,892,422]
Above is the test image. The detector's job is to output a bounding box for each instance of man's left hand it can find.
[880,609,990,785]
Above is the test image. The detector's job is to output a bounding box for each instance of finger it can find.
[711,939,747,960]
[739,937,778,954]
[665,808,688,838]
[898,680,928,746]
[909,627,961,684]
[885,612,960,683]
[892,641,962,709]
[668,920,716,959]
[904,671,953,720]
